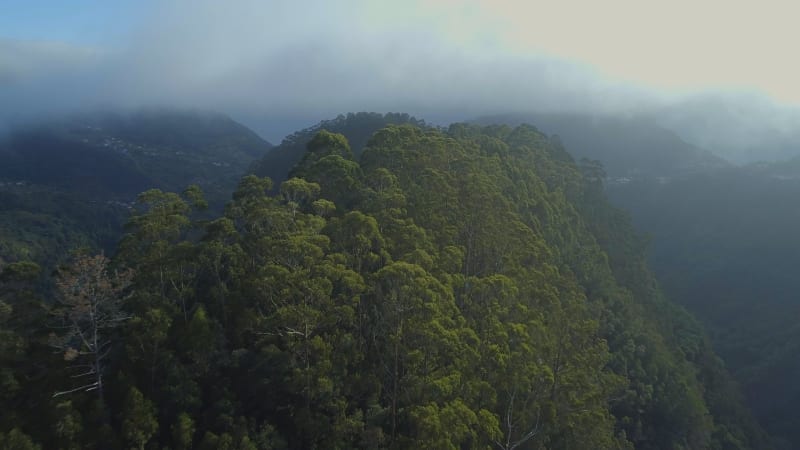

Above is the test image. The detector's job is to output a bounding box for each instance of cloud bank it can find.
[0,1,663,134]
[3,0,800,159]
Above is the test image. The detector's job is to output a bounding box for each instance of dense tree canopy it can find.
[0,122,770,449]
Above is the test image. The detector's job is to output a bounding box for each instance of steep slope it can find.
[1,122,768,449]
[610,163,800,448]
[475,113,729,178]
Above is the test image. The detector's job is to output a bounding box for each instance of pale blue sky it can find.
[0,0,146,46]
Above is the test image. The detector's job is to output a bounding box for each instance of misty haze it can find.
[2,1,800,449]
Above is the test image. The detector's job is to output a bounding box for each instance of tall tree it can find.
[50,253,133,401]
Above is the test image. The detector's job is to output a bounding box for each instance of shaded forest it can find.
[610,163,800,448]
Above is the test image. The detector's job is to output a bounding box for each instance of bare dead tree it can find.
[493,386,543,450]
[50,253,133,401]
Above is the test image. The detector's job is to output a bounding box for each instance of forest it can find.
[0,118,773,449]
[10,0,800,448]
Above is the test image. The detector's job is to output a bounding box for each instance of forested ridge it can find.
[0,121,769,449]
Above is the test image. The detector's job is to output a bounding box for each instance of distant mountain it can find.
[0,109,271,203]
[475,112,729,177]
[251,112,426,184]
[0,109,271,268]
[651,93,800,164]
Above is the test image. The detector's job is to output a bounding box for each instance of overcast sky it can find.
[3,0,800,153]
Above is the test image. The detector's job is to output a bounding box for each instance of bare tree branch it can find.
[51,253,134,401]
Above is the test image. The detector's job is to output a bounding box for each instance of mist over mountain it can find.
[6,1,800,168]
[0,109,270,200]
[5,0,800,163]
[650,94,800,163]
[475,112,729,177]
[7,1,800,448]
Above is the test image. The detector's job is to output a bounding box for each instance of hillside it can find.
[1,122,769,449]
[0,109,271,202]
[0,110,271,269]
[609,163,800,448]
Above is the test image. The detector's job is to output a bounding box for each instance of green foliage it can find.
[0,188,127,281]
[120,387,158,450]
[251,112,426,184]
[0,120,769,449]
[0,428,41,450]
[0,110,272,294]
[172,412,195,450]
